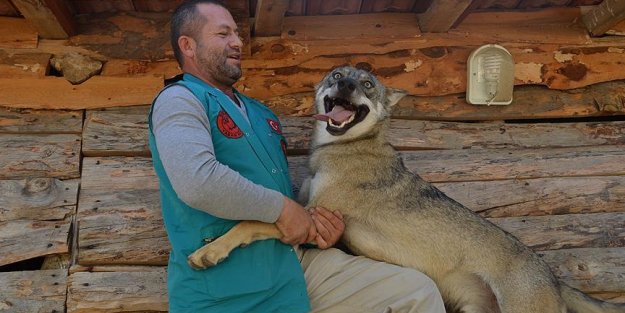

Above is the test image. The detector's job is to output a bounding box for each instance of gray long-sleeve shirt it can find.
[151,85,284,223]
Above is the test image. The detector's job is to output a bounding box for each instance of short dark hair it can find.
[170,0,227,66]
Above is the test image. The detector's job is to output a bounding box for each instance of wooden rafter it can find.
[582,0,625,36]
[417,0,474,32]
[254,0,290,36]
[10,0,76,39]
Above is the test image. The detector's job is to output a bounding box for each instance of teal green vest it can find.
[148,74,310,312]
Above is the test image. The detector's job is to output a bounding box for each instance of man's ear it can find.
[178,36,197,58]
[386,88,407,107]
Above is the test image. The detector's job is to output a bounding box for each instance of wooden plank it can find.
[541,247,625,293]
[492,213,625,251]
[100,59,180,78]
[417,0,473,32]
[477,0,521,9]
[518,0,572,8]
[11,0,76,39]
[72,0,134,14]
[288,145,625,185]
[77,157,168,265]
[0,134,81,179]
[0,52,50,78]
[254,0,290,36]
[0,17,38,48]
[0,269,67,313]
[265,81,625,119]
[0,0,18,16]
[360,0,416,13]
[437,176,625,218]
[0,107,82,133]
[583,0,625,36]
[132,0,183,12]
[67,269,168,313]
[306,0,362,15]
[0,178,79,221]
[82,106,150,157]
[0,76,163,110]
[0,219,70,266]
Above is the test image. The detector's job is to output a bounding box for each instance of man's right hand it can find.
[275,197,317,245]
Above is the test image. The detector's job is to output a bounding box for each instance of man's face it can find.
[194,4,243,87]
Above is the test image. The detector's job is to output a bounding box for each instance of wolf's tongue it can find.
[313,105,354,123]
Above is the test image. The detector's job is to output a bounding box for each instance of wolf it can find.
[188,66,625,313]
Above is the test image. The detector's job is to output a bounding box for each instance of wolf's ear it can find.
[386,88,407,107]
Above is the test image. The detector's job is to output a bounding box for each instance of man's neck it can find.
[186,70,237,102]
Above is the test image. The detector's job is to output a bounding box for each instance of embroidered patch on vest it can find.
[267,118,282,134]
[217,111,243,139]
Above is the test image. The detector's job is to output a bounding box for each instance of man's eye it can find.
[333,72,342,79]
[363,81,373,88]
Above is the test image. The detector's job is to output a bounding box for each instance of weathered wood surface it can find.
[67,269,167,313]
[0,178,78,221]
[100,59,180,78]
[0,76,163,110]
[437,176,625,218]
[0,17,38,49]
[80,105,625,155]
[0,107,83,133]
[0,219,71,266]
[11,0,76,39]
[0,269,67,313]
[289,145,625,185]
[265,81,625,118]
[83,106,150,157]
[0,134,81,179]
[582,0,625,36]
[64,248,625,312]
[254,0,290,37]
[77,157,168,265]
[417,0,473,32]
[0,52,50,78]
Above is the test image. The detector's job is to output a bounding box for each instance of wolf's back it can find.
[561,284,625,313]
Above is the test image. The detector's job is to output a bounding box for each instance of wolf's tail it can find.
[561,284,625,313]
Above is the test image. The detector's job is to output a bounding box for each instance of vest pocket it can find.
[196,223,275,299]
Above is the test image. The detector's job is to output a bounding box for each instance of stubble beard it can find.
[197,43,242,87]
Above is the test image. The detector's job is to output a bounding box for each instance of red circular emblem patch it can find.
[217,111,243,139]
[267,119,282,134]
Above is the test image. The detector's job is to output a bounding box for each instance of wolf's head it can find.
[312,66,406,146]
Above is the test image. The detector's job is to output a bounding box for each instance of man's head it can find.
[171,0,243,89]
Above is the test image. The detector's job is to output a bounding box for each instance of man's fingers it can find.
[315,234,328,249]
[313,214,331,240]
[315,207,344,230]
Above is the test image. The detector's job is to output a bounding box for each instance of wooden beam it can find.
[0,107,83,134]
[254,0,290,36]
[583,0,625,36]
[11,0,76,39]
[0,270,67,312]
[0,219,71,266]
[0,17,38,48]
[417,0,473,32]
[0,52,50,78]
[0,178,78,222]
[82,106,151,157]
[0,0,18,16]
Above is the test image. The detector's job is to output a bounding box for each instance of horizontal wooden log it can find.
[0,107,83,133]
[0,76,163,110]
[67,269,167,313]
[77,157,167,265]
[0,219,70,266]
[0,52,50,78]
[82,106,150,157]
[65,248,625,312]
[438,176,625,218]
[0,178,79,222]
[289,145,625,185]
[100,59,180,78]
[0,269,67,312]
[492,213,625,251]
[265,81,625,118]
[0,134,81,179]
[0,17,38,49]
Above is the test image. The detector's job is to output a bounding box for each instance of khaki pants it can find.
[299,248,446,313]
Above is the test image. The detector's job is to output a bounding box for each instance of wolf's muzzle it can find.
[337,78,357,98]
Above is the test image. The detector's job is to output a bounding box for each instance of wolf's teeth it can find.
[328,113,356,128]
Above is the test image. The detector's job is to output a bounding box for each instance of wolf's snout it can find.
[337,78,357,97]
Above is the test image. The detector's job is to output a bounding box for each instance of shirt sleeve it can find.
[151,85,284,223]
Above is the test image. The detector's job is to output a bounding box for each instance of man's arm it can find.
[152,86,315,244]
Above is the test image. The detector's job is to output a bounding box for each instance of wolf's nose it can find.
[338,78,357,94]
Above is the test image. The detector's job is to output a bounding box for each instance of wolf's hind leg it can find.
[438,271,500,313]
[187,221,281,269]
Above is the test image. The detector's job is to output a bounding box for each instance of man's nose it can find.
[230,33,243,49]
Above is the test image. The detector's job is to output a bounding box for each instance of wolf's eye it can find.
[363,81,374,88]
[333,72,342,79]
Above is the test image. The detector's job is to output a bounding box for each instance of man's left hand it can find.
[310,207,344,249]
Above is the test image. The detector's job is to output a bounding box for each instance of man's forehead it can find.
[197,3,235,24]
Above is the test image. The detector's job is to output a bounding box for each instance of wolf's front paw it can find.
[187,248,226,270]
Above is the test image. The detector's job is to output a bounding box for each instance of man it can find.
[149,0,446,312]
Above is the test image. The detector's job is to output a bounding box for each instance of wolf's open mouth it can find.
[313,96,370,135]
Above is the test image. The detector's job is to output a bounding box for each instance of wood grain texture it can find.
[11,0,76,39]
[0,134,81,179]
[582,0,625,36]
[0,219,70,266]
[82,106,150,157]
[417,0,473,32]
[0,107,82,133]
[77,157,167,265]
[0,178,79,222]
[0,17,38,49]
[254,0,290,36]
[67,269,167,313]
[0,52,51,78]
[0,269,67,313]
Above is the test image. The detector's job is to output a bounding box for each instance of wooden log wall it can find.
[1,5,625,312]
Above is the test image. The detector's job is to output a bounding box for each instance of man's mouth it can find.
[313,95,370,135]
